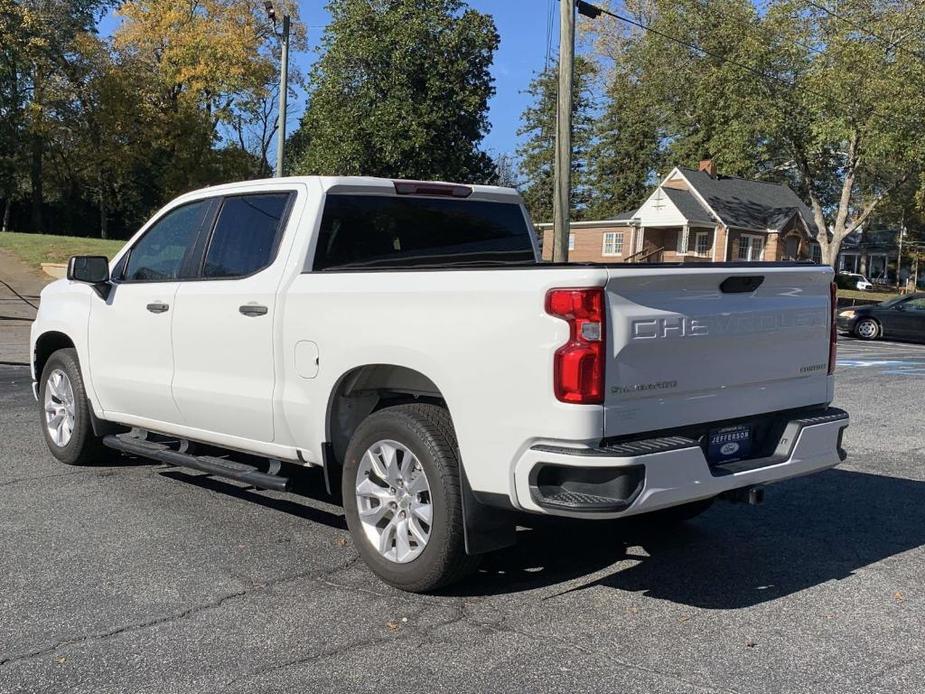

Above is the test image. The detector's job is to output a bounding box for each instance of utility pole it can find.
[896,217,905,291]
[552,0,575,263]
[276,14,291,178]
[265,2,290,178]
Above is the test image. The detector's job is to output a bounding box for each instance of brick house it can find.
[539,160,822,263]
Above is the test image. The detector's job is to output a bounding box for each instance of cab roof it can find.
[184,176,522,204]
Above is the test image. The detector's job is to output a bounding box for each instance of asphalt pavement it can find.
[1,338,924,693]
[0,250,46,366]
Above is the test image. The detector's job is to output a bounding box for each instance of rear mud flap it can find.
[459,453,517,556]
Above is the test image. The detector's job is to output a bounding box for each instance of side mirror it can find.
[67,256,111,299]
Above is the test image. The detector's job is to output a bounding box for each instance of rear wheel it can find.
[39,348,105,465]
[854,318,880,340]
[342,404,479,592]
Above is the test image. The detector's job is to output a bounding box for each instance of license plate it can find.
[707,425,752,464]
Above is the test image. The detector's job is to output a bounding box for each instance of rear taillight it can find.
[545,288,606,404]
[829,281,838,374]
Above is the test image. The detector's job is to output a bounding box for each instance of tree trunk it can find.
[1,196,10,232]
[99,185,108,239]
[30,132,43,233]
[821,241,838,268]
[30,69,44,233]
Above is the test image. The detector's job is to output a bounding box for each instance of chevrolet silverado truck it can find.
[30,176,849,591]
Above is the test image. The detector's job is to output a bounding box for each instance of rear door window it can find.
[202,193,292,278]
[312,194,536,270]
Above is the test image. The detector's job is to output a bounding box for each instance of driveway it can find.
[1,340,924,693]
[0,250,48,365]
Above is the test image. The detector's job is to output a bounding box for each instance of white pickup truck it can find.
[31,176,848,591]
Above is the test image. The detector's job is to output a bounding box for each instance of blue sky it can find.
[100,1,558,157]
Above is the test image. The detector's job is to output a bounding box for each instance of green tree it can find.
[585,0,925,265]
[587,63,661,218]
[0,0,112,232]
[291,0,499,182]
[516,57,596,224]
[763,0,925,265]
[0,0,28,230]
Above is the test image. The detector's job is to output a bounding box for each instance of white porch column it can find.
[635,225,645,254]
[678,224,690,254]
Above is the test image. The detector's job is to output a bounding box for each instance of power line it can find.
[545,0,555,70]
[0,279,39,311]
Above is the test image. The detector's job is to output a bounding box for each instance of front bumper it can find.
[513,408,849,518]
[836,315,859,333]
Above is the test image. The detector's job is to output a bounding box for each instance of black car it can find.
[837,293,925,341]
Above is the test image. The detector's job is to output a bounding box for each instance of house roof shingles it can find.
[660,187,715,225]
[677,167,819,236]
[614,210,640,220]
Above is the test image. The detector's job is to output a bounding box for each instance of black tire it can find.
[38,348,105,466]
[643,497,715,527]
[854,318,880,341]
[342,404,479,592]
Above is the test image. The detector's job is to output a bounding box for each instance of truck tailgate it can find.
[603,265,834,438]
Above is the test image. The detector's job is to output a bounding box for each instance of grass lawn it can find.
[837,288,899,303]
[0,232,125,271]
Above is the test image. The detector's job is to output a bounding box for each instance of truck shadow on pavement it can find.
[462,469,925,607]
[158,467,349,531]
[142,459,925,606]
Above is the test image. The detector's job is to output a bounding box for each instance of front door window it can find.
[122,200,214,281]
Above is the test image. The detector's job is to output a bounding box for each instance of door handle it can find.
[146,302,169,314]
[239,304,268,317]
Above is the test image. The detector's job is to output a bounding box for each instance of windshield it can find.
[879,296,907,307]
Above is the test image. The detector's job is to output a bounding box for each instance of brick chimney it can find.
[699,158,717,178]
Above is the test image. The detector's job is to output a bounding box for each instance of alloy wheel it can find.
[354,439,433,563]
[44,369,76,447]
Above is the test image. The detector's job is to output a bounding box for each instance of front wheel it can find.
[39,348,105,465]
[854,318,880,340]
[342,404,479,592]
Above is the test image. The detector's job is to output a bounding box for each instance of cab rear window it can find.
[312,194,536,271]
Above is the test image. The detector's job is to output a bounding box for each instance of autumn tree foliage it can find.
[0,0,304,237]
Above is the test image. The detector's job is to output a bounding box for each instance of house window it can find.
[568,233,575,251]
[811,244,822,264]
[602,232,624,256]
[869,254,888,281]
[737,234,764,261]
[694,231,710,256]
[839,253,859,273]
